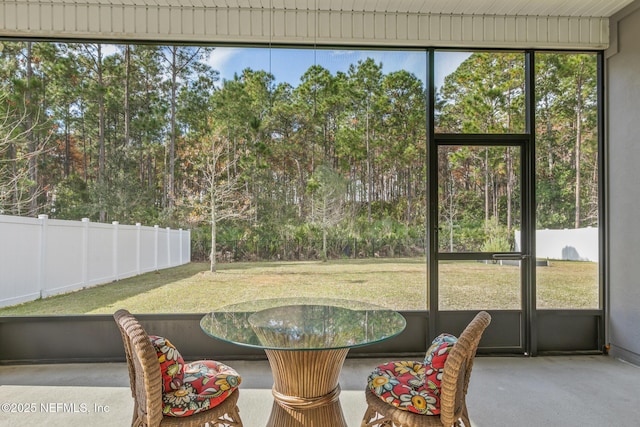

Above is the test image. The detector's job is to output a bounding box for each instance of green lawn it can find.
[438,260,599,310]
[0,258,599,315]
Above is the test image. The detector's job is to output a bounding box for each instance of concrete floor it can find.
[1,355,639,426]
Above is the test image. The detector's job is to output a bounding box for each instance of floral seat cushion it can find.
[149,335,242,417]
[367,333,457,415]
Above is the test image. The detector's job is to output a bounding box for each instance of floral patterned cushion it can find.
[149,335,185,392]
[162,360,242,417]
[423,333,458,392]
[367,333,457,415]
[149,335,242,417]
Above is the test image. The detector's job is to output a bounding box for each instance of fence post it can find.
[179,228,183,265]
[37,214,48,298]
[112,221,119,281]
[166,227,171,267]
[136,223,142,275]
[82,218,89,287]
[154,225,159,271]
[187,229,191,262]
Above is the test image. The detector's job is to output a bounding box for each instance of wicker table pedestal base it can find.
[264,348,350,427]
[266,399,347,427]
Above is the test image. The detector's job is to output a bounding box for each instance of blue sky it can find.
[208,47,470,89]
[102,44,470,89]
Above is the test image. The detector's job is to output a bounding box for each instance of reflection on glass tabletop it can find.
[200,298,406,351]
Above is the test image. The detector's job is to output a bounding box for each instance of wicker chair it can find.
[361,311,491,427]
[113,309,243,427]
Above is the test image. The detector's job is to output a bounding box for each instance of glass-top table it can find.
[200,297,406,351]
[200,298,406,426]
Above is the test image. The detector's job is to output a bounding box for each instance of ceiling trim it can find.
[607,0,640,57]
[0,2,610,49]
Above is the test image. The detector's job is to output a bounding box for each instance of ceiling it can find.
[1,0,637,48]
[53,0,633,19]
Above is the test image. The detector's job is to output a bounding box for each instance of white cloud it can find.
[206,47,243,83]
[208,47,240,68]
[434,51,471,88]
[101,44,120,57]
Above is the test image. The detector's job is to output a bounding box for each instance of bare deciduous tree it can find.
[201,129,254,272]
[0,92,49,215]
[308,165,348,260]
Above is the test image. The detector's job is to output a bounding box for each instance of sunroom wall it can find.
[606,0,640,366]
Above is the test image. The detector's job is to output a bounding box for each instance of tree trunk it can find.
[295,159,305,219]
[575,69,583,229]
[448,180,455,252]
[484,148,489,231]
[322,197,328,261]
[210,138,218,273]
[64,108,70,178]
[97,44,106,222]
[506,147,513,233]
[366,101,372,223]
[406,166,412,223]
[210,189,217,273]
[124,45,131,147]
[9,141,18,214]
[25,42,39,217]
[168,47,178,208]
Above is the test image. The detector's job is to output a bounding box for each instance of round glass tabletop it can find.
[200,298,406,351]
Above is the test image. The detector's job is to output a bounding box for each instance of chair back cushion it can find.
[424,333,458,392]
[149,335,185,392]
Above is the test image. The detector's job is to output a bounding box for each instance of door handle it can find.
[492,253,528,260]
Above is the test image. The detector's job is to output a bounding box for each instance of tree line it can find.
[0,43,598,264]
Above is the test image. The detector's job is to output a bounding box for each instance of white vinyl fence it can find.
[515,226,598,262]
[0,215,190,308]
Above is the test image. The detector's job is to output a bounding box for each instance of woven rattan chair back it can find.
[114,309,164,427]
[438,311,491,426]
[113,309,243,427]
[361,311,491,427]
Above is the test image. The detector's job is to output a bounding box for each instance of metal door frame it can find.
[426,50,536,355]
[431,135,532,354]
[426,50,605,356]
